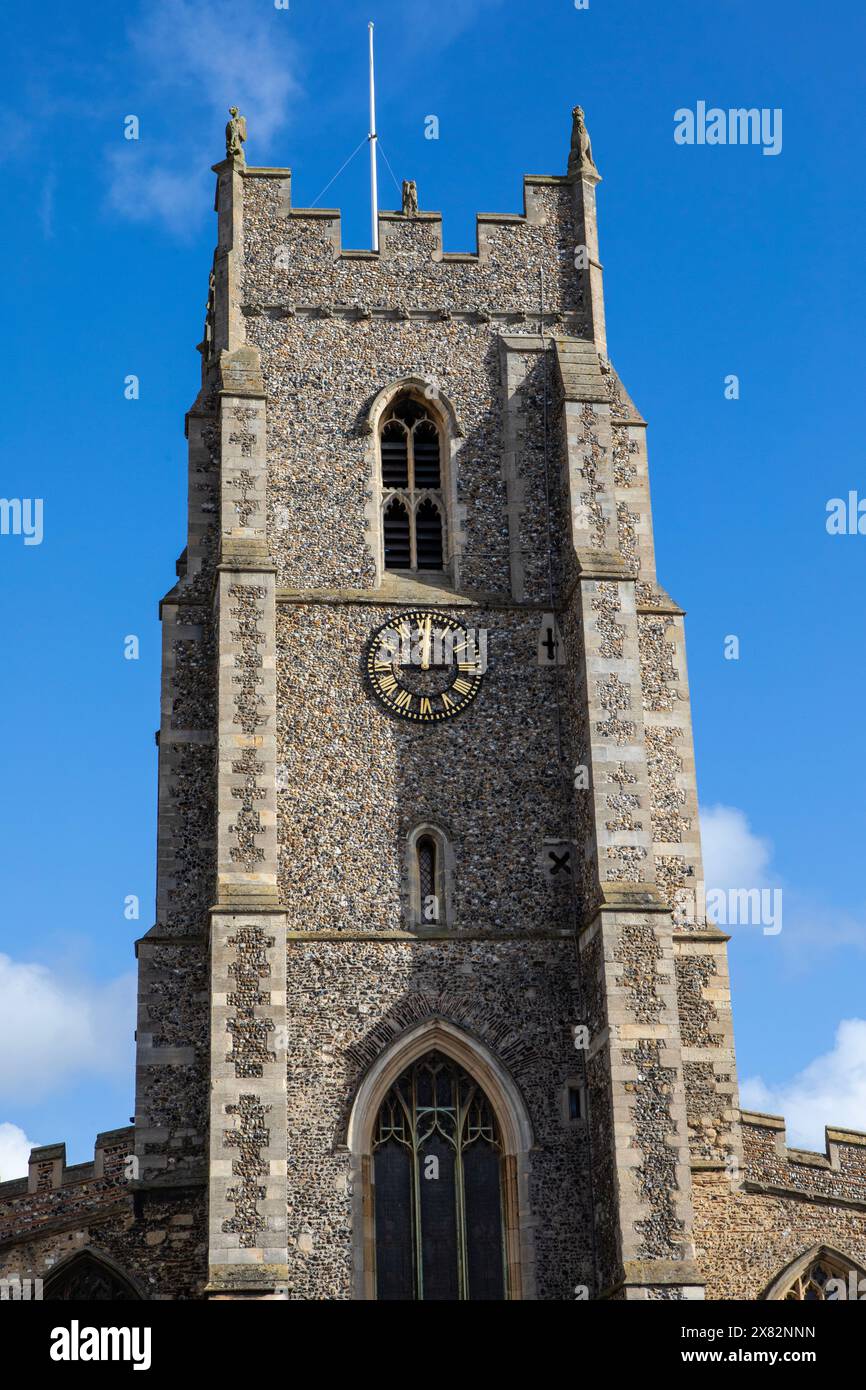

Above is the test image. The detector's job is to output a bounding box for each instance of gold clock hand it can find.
[421,615,433,671]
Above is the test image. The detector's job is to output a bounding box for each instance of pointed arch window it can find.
[763,1244,866,1300]
[44,1251,143,1301]
[372,1051,506,1301]
[379,395,446,572]
[780,1252,854,1301]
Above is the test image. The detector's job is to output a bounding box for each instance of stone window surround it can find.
[560,1076,587,1128]
[344,1019,536,1301]
[363,377,465,590]
[405,822,454,932]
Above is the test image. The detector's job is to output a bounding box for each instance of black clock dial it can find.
[366,610,485,723]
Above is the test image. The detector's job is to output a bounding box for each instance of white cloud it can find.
[0,1122,36,1183]
[106,149,210,239]
[741,1019,866,1150]
[0,954,135,1104]
[700,803,772,890]
[106,0,300,235]
[699,803,866,954]
[132,0,299,144]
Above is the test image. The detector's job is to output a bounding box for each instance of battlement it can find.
[0,1127,133,1200]
[241,168,574,262]
[741,1111,866,1206]
[200,104,610,365]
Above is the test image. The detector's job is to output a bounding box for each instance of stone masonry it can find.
[1,106,864,1302]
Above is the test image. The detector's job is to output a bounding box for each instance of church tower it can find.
[132,104,742,1300]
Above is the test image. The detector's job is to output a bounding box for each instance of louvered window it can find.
[380,396,446,572]
[383,497,411,570]
[415,499,443,569]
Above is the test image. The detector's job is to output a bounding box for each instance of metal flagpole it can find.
[368,21,379,252]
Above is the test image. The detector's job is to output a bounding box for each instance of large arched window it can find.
[372,1051,506,1300]
[380,396,446,572]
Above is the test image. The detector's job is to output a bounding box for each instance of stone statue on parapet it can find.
[226,107,247,165]
[402,179,419,216]
[568,105,600,180]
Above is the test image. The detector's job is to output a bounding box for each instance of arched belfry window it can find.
[373,1051,506,1300]
[380,395,446,572]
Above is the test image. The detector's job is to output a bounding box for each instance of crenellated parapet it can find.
[741,1112,866,1206]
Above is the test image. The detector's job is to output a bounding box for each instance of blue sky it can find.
[1,0,864,1173]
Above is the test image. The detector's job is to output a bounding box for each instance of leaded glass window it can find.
[380,396,445,572]
[416,836,437,921]
[782,1254,849,1301]
[373,1052,506,1301]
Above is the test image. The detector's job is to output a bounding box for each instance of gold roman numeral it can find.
[420,697,432,716]
[393,689,413,710]
[452,678,473,695]
[378,674,398,693]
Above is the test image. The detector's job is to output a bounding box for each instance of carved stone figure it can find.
[226,106,247,165]
[401,179,419,216]
[568,105,600,179]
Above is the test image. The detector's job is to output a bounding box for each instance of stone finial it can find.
[401,179,419,216]
[568,105,600,181]
[226,106,247,165]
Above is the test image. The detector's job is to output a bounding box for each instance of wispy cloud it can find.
[39,171,56,241]
[700,803,866,956]
[400,0,506,52]
[741,1019,866,1149]
[132,0,299,144]
[0,954,135,1104]
[106,0,301,236]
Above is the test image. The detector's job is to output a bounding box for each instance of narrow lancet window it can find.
[417,835,437,920]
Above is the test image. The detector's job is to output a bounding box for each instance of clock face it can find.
[366,610,485,723]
